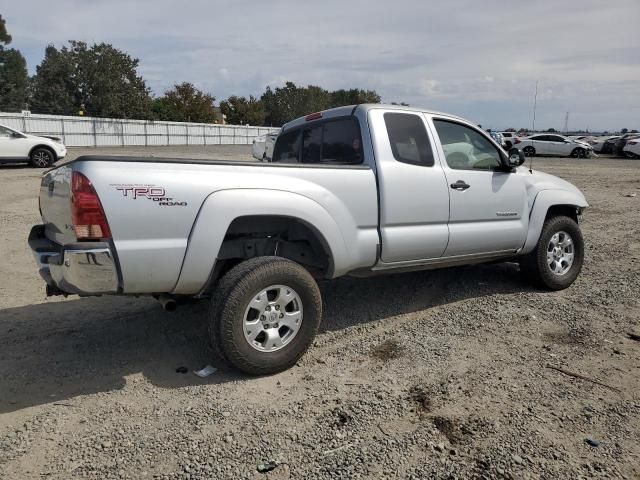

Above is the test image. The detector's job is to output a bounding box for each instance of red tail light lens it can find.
[71,171,112,240]
[514,138,521,144]
[305,112,323,121]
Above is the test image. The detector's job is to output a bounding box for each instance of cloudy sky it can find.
[3,0,639,131]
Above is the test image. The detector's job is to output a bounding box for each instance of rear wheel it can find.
[30,148,55,168]
[209,256,322,375]
[520,215,584,290]
[523,146,535,157]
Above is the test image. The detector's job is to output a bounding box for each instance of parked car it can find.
[29,104,588,375]
[623,138,640,158]
[0,124,67,167]
[587,136,614,153]
[500,132,518,149]
[251,133,278,162]
[597,136,620,154]
[614,134,640,157]
[514,134,593,158]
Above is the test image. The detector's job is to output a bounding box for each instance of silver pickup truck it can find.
[29,104,588,374]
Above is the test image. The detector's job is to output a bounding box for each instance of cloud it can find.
[2,0,639,130]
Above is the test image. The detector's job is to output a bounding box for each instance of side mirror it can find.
[508,148,526,167]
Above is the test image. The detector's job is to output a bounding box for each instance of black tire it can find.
[523,146,535,157]
[209,256,322,375]
[505,141,513,149]
[30,147,55,168]
[571,147,586,158]
[520,215,584,290]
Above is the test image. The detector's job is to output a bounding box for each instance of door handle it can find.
[450,180,470,190]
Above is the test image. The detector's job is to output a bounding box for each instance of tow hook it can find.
[155,293,177,312]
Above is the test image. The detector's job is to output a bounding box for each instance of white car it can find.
[515,134,593,158]
[500,132,519,149]
[251,133,278,162]
[587,136,615,153]
[0,124,67,167]
[623,138,640,158]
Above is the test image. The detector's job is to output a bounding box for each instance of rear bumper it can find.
[28,225,119,295]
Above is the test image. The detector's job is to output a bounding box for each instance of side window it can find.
[383,113,434,166]
[272,129,301,163]
[433,120,503,171]
[0,126,13,137]
[302,126,321,163]
[321,118,362,164]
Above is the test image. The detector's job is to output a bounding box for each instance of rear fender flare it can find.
[172,188,349,294]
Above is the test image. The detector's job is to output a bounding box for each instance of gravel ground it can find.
[1,146,639,479]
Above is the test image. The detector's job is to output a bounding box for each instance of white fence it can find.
[0,112,279,147]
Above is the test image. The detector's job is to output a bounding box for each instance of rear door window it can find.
[383,113,434,166]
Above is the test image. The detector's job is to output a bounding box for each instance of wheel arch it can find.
[521,190,588,254]
[29,144,57,161]
[171,189,352,295]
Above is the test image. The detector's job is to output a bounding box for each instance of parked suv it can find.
[0,124,67,167]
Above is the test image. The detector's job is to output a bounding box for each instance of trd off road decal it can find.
[111,184,188,207]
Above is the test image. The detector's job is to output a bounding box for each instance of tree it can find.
[152,82,216,123]
[0,48,28,111]
[546,128,556,132]
[219,95,265,125]
[261,82,381,127]
[31,41,152,118]
[329,88,381,108]
[0,14,11,45]
[621,128,628,134]
[0,14,28,111]
[30,45,76,115]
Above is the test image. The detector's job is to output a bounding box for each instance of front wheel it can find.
[209,257,322,375]
[520,215,584,290]
[571,147,587,158]
[30,148,55,168]
[523,146,536,157]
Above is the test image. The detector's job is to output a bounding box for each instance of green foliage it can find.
[30,45,76,115]
[0,15,28,111]
[31,41,152,118]
[329,88,381,108]
[0,14,11,45]
[0,48,28,111]
[621,128,628,134]
[260,82,381,126]
[219,95,265,125]
[152,82,216,123]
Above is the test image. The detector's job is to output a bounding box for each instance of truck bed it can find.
[39,155,380,294]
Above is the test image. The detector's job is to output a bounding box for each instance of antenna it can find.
[529,81,538,174]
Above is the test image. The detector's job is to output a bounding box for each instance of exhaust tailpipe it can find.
[156,293,177,312]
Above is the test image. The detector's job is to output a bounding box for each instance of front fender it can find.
[522,189,589,254]
[171,189,352,294]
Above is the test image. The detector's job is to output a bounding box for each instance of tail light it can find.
[514,138,521,145]
[305,112,323,121]
[71,171,112,240]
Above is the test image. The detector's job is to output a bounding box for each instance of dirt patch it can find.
[369,338,405,360]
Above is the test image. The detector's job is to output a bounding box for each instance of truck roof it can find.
[281,103,467,132]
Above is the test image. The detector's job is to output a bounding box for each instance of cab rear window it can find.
[272,117,363,165]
